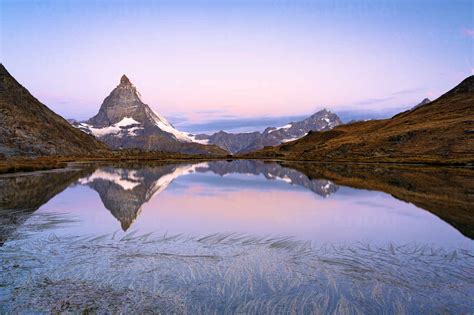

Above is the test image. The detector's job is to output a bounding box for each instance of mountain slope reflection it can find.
[78,161,338,230]
[0,167,93,245]
[282,162,474,239]
[79,164,206,230]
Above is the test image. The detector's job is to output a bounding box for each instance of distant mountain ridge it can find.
[73,75,227,156]
[0,64,109,157]
[191,109,342,154]
[245,76,474,164]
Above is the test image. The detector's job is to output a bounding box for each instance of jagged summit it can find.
[120,74,132,86]
[83,73,193,141]
[85,75,144,127]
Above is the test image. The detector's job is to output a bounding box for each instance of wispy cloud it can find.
[194,109,228,115]
[391,87,424,96]
[56,100,72,105]
[352,96,396,106]
[350,86,424,107]
[462,27,474,38]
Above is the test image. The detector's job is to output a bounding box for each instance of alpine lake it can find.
[0,160,472,313]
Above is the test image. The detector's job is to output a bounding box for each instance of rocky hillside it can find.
[73,75,227,156]
[244,76,474,164]
[0,64,109,157]
[192,109,342,154]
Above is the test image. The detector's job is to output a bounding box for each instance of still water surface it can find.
[0,160,473,313]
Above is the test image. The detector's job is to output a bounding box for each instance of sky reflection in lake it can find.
[23,160,472,249]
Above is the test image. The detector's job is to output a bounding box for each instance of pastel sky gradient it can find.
[1,0,473,132]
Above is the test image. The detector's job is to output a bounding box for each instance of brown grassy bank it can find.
[0,150,233,174]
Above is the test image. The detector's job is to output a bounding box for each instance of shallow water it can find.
[0,160,473,313]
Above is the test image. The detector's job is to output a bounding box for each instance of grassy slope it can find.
[0,64,110,157]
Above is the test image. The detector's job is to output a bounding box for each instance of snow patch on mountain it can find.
[268,123,293,133]
[78,117,142,137]
[116,117,140,127]
[79,169,143,190]
[281,132,308,143]
[143,107,195,142]
[186,133,210,145]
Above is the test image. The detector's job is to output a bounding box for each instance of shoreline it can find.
[1,154,473,174]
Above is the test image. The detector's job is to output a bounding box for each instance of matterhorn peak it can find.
[120,74,132,86]
[78,73,203,145]
[116,74,140,97]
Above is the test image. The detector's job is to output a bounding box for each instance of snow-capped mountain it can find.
[73,75,226,155]
[192,109,342,154]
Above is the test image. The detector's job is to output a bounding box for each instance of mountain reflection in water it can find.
[0,160,472,242]
[77,161,338,231]
[0,167,93,245]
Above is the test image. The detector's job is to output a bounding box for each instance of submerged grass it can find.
[0,213,473,314]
